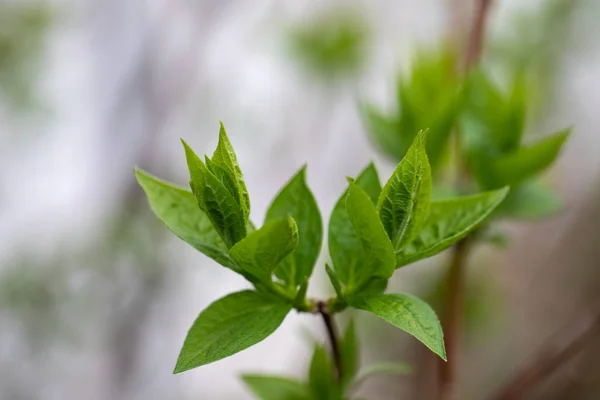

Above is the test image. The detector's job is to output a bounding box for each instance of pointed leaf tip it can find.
[396,186,510,267]
[134,166,238,271]
[265,166,322,288]
[174,290,291,373]
[299,163,308,175]
[378,130,432,251]
[349,293,446,360]
[329,164,384,295]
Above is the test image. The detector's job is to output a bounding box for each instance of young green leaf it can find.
[348,293,446,360]
[353,163,383,204]
[204,156,240,204]
[377,131,432,251]
[182,140,247,248]
[362,47,459,170]
[497,180,562,219]
[460,70,527,155]
[396,187,509,267]
[358,278,389,296]
[325,264,344,300]
[211,122,251,220]
[242,375,312,400]
[500,75,528,153]
[490,128,570,187]
[134,168,238,271]
[265,166,322,289]
[361,103,406,162]
[328,164,385,294]
[309,345,341,400]
[340,320,359,388]
[229,218,299,287]
[174,290,291,373]
[345,183,395,290]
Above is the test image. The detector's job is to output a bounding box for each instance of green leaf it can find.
[398,46,460,168]
[265,166,322,289]
[309,345,340,400]
[497,180,562,219]
[377,131,432,251]
[211,122,251,220]
[242,375,312,400]
[362,47,459,169]
[460,70,527,156]
[325,264,344,300]
[174,290,291,373]
[182,139,247,248]
[345,183,395,291]
[490,128,570,187]
[134,168,238,271]
[358,278,389,296]
[500,75,528,152]
[329,164,388,294]
[353,163,383,204]
[229,218,299,287]
[460,71,569,190]
[349,293,446,360]
[396,187,509,267]
[205,156,240,204]
[361,103,406,162]
[341,320,359,388]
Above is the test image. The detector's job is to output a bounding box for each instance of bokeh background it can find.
[1,0,600,399]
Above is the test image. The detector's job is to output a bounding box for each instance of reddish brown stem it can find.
[464,0,493,71]
[439,237,471,400]
[490,311,600,400]
[317,301,342,382]
[438,2,494,399]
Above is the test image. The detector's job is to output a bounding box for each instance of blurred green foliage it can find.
[362,47,461,171]
[360,0,575,345]
[459,69,570,219]
[0,4,52,109]
[288,10,369,79]
[363,58,569,220]
[487,0,578,114]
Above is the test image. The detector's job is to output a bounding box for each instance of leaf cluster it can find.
[135,122,509,374]
[363,48,570,220]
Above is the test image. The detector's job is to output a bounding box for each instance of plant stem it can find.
[490,310,600,400]
[317,300,343,382]
[439,237,471,400]
[438,1,494,399]
[464,0,493,71]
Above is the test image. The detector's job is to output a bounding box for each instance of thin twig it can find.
[317,301,343,382]
[439,237,472,400]
[489,310,600,400]
[438,1,494,399]
[464,0,493,71]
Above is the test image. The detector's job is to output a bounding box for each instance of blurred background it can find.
[1,0,600,399]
